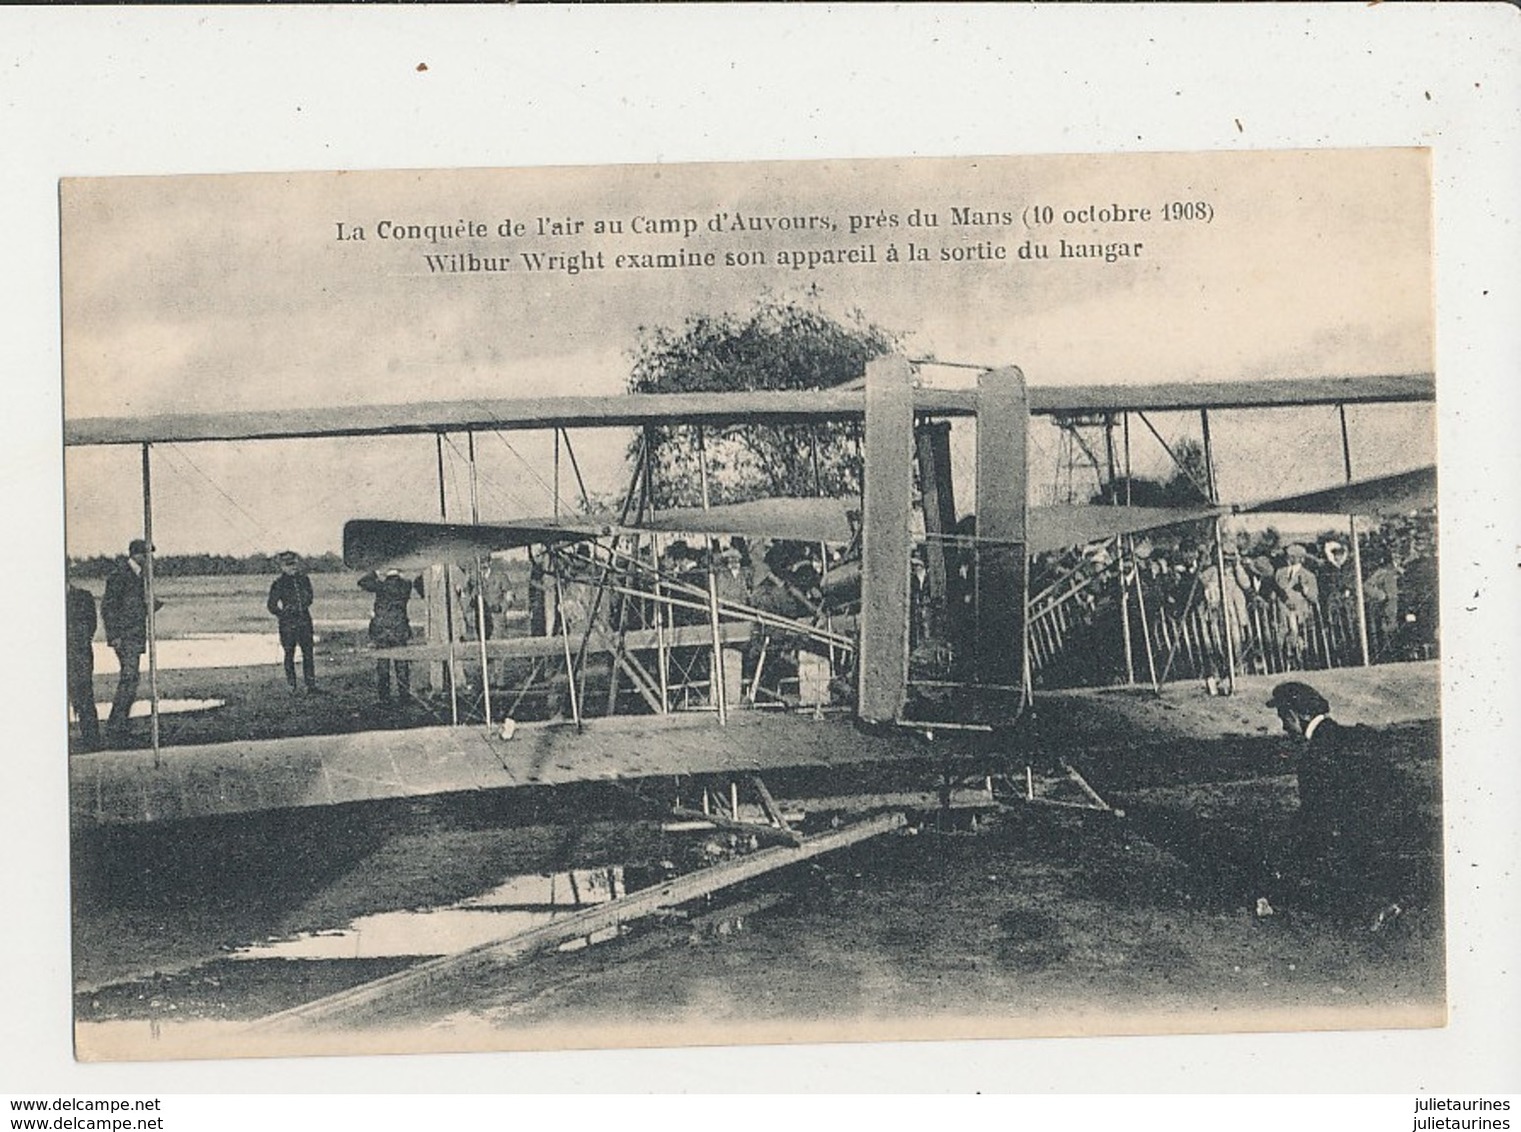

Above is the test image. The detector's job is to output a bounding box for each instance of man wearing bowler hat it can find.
[1266,680,1407,927]
[101,539,159,746]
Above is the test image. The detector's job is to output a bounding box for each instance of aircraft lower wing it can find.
[344,501,1243,572]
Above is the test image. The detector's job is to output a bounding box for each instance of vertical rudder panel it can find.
[858,355,915,725]
[974,365,1030,715]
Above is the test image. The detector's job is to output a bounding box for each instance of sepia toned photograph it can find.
[60,150,1442,1063]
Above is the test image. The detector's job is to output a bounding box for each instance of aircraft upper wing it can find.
[65,373,1433,446]
[1239,464,1437,517]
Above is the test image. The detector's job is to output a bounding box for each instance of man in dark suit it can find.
[359,568,423,704]
[268,550,318,693]
[1267,681,1343,861]
[100,539,156,746]
[66,568,101,751]
[1266,680,1408,929]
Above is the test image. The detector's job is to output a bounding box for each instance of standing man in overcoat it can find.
[268,550,318,693]
[359,568,423,705]
[101,539,156,746]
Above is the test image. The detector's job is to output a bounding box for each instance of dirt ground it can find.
[74,623,657,758]
[70,697,1444,1056]
[68,583,1445,1055]
[390,723,1444,1045]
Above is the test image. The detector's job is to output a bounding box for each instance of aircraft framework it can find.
[63,361,1436,792]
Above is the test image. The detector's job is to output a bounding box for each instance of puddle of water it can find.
[312,618,369,632]
[92,634,311,673]
[231,867,627,962]
[72,697,225,722]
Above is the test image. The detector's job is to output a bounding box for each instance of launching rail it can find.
[249,809,907,1030]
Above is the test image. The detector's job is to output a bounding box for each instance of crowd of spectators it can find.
[1029,515,1439,687]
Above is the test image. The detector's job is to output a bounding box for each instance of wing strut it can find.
[141,444,162,765]
[435,434,460,727]
[1339,404,1371,667]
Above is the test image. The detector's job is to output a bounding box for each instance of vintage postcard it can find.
[60,150,1440,1062]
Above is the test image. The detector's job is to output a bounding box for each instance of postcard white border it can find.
[4,3,1518,1096]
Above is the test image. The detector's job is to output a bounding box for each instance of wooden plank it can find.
[857,356,915,724]
[372,620,754,662]
[974,366,1030,711]
[608,642,664,714]
[249,811,906,1029]
[668,806,802,848]
[65,373,1433,446]
[750,774,794,835]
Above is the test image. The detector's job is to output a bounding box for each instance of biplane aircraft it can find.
[64,358,1436,839]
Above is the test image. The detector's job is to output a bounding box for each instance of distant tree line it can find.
[68,552,349,578]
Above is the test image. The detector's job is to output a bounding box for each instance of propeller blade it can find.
[1241,465,1436,517]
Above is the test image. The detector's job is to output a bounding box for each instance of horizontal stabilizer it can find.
[1027,504,1221,553]
[342,518,607,570]
[639,497,857,545]
[1241,464,1436,517]
[345,497,862,569]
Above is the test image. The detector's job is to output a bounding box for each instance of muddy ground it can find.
[70,635,1445,1057]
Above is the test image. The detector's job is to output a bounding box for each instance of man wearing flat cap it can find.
[268,551,318,694]
[100,539,159,746]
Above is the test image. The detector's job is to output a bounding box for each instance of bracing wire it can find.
[452,397,564,510]
[440,432,538,519]
[490,427,560,506]
[160,444,281,548]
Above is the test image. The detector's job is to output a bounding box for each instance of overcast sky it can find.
[61,149,1434,557]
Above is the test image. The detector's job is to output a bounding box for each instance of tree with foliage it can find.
[627,298,898,508]
[1096,437,1212,507]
